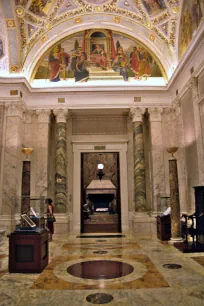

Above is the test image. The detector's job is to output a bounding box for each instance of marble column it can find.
[35,109,50,197]
[2,101,25,217]
[0,104,5,214]
[130,107,146,212]
[54,109,67,213]
[148,107,165,214]
[169,156,182,241]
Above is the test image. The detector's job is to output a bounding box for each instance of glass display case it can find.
[14,196,47,232]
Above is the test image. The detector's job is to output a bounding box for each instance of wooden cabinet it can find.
[156,215,171,241]
[9,229,48,273]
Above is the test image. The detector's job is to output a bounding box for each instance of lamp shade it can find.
[97,163,104,170]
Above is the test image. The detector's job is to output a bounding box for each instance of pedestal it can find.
[156,215,171,241]
[9,229,48,273]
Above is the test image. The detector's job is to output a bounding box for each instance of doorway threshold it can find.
[77,234,125,238]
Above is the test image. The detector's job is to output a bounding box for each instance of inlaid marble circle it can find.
[67,260,133,279]
[54,257,147,285]
[163,264,182,269]
[86,293,113,304]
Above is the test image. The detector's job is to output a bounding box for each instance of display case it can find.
[14,196,47,232]
[9,196,49,273]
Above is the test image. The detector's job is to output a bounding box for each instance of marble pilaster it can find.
[171,98,188,212]
[54,109,67,213]
[0,104,5,217]
[169,157,182,241]
[35,109,50,197]
[2,102,25,217]
[191,77,204,185]
[130,107,146,212]
[148,107,165,214]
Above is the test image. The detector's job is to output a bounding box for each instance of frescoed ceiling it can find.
[0,0,203,83]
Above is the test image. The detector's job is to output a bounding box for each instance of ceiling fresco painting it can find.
[179,0,204,58]
[0,0,203,82]
[34,30,163,83]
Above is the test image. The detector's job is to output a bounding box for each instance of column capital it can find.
[172,97,181,117]
[129,107,146,122]
[5,102,25,119]
[53,108,68,123]
[190,76,199,100]
[148,107,163,122]
[23,110,34,124]
[36,109,51,123]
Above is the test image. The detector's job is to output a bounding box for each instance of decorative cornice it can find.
[36,109,51,123]
[148,107,163,122]
[53,109,68,123]
[129,107,146,122]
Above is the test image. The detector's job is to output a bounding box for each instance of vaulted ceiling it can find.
[0,0,203,82]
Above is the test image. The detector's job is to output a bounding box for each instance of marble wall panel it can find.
[72,116,127,135]
[2,116,24,215]
[181,89,199,211]
[150,120,165,213]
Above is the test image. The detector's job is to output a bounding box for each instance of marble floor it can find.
[0,233,204,305]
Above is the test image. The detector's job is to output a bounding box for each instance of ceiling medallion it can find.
[16,7,25,17]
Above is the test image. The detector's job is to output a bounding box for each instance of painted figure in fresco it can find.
[180,8,193,57]
[192,0,203,29]
[138,47,151,79]
[75,54,89,82]
[71,47,86,71]
[29,0,52,16]
[57,47,70,80]
[130,47,140,79]
[112,46,128,81]
[49,48,61,82]
[91,44,108,69]
[142,0,166,15]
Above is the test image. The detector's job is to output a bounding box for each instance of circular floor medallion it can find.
[67,260,134,279]
[93,251,108,254]
[86,293,113,304]
[163,264,182,269]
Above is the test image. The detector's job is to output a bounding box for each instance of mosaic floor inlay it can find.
[67,260,134,279]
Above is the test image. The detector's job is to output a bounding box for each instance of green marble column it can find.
[133,121,146,211]
[169,158,181,240]
[54,110,67,213]
[130,107,146,212]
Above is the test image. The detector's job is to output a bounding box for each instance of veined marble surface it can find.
[0,234,204,305]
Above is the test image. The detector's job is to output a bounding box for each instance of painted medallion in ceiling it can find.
[34,29,164,83]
